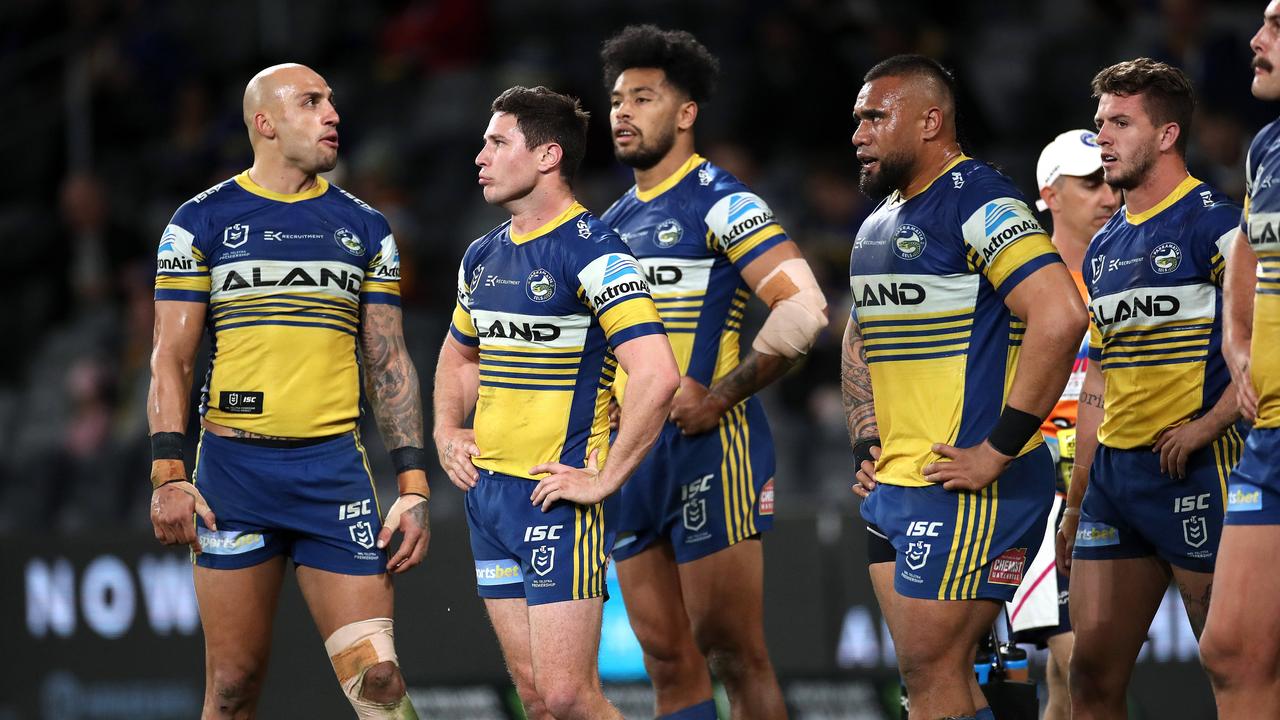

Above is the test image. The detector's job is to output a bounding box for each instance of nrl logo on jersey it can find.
[223,223,250,249]
[531,546,555,576]
[905,541,930,570]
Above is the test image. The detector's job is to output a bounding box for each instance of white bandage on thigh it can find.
[325,618,417,719]
[750,258,828,359]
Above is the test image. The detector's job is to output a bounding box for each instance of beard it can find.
[857,149,915,200]
[1103,144,1156,191]
[614,124,677,170]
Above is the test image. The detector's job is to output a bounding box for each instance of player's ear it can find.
[537,142,564,175]
[1158,122,1181,153]
[254,112,276,140]
[921,106,944,141]
[677,100,698,132]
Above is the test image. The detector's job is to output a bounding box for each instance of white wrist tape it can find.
[751,258,828,359]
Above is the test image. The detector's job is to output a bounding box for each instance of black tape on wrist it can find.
[390,446,427,475]
[987,407,1042,457]
[852,436,880,469]
[151,432,185,461]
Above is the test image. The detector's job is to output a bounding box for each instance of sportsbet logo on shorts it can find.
[1228,483,1263,512]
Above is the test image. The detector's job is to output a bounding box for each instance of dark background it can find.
[1,0,1266,717]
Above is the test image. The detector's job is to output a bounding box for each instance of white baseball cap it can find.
[1034,129,1103,211]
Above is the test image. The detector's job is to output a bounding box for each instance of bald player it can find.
[847,55,1087,720]
[149,64,427,718]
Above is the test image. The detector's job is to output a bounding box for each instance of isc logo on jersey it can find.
[157,224,197,272]
[582,253,651,308]
[706,192,776,251]
[978,198,1042,262]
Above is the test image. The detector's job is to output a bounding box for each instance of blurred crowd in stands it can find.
[0,0,1270,532]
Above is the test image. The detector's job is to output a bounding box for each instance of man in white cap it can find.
[1005,129,1116,720]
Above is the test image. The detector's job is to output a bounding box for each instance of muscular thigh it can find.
[679,538,765,642]
[615,541,692,648]
[527,597,605,686]
[195,558,287,668]
[296,566,393,639]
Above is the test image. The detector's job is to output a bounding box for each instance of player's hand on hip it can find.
[377,492,429,574]
[150,479,216,553]
[434,427,480,490]
[668,376,730,436]
[1153,418,1218,479]
[1056,509,1079,576]
[852,445,881,498]
[1223,341,1258,422]
[922,441,1012,492]
[529,449,605,511]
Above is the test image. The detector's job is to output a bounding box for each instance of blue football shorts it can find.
[613,397,775,565]
[862,444,1055,602]
[466,468,617,606]
[192,430,386,574]
[1074,424,1246,572]
[1226,425,1280,525]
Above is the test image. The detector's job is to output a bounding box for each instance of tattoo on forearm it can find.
[841,323,878,444]
[710,351,791,407]
[1080,391,1104,409]
[361,304,424,450]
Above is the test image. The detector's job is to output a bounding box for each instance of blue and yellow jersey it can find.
[449,202,665,479]
[1242,119,1280,429]
[601,154,789,396]
[154,171,401,438]
[849,157,1061,488]
[1084,175,1239,448]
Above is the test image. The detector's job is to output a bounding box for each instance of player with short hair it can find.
[433,85,680,720]
[846,54,1089,720]
[597,25,826,719]
[1056,58,1244,719]
[1005,129,1118,720]
[148,63,428,718]
[1199,5,1280,716]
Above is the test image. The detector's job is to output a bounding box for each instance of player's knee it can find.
[1069,649,1125,704]
[325,618,416,718]
[358,661,405,704]
[895,641,967,693]
[207,664,264,716]
[1200,626,1252,690]
[539,680,594,720]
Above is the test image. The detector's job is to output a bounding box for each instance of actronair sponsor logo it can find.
[475,559,523,586]
[981,200,1041,261]
[706,192,776,247]
[157,224,197,272]
[602,254,641,284]
[1228,483,1264,512]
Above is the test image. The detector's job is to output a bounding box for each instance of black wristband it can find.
[151,432,185,461]
[390,446,428,475]
[987,407,1042,457]
[853,436,881,469]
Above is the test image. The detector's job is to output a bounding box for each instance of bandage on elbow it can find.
[750,258,828,359]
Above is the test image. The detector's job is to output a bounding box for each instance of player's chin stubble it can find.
[858,152,914,200]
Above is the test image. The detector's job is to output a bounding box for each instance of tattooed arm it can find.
[841,315,878,445]
[360,302,429,574]
[668,242,828,434]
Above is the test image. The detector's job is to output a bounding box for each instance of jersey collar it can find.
[634,153,706,203]
[510,201,588,245]
[1124,174,1199,225]
[890,155,971,205]
[234,171,329,203]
